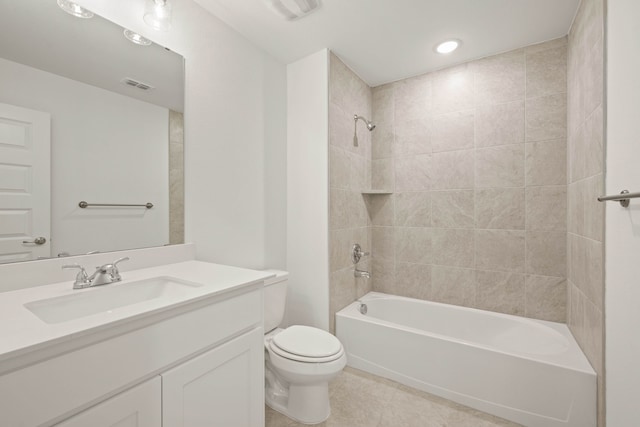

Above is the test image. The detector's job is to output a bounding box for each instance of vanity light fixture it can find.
[144,0,172,31]
[123,29,152,46]
[57,0,94,19]
[435,39,461,54]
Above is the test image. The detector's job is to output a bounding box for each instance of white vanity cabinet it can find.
[0,277,266,427]
[162,328,264,427]
[55,377,161,427]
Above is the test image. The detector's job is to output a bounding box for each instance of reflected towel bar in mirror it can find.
[597,190,640,207]
[79,201,154,209]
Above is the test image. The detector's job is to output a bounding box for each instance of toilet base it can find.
[265,381,330,425]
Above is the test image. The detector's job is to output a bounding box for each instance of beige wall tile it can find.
[526,230,566,276]
[583,298,604,376]
[474,50,525,106]
[330,146,350,190]
[394,74,431,121]
[395,262,432,300]
[394,118,431,156]
[372,84,394,124]
[475,188,525,230]
[476,270,525,315]
[432,228,475,268]
[348,192,370,229]
[372,257,396,294]
[330,188,350,230]
[329,101,356,152]
[431,190,474,229]
[395,227,432,265]
[584,106,604,177]
[583,174,604,242]
[372,158,395,190]
[372,122,394,160]
[330,268,357,333]
[431,110,475,153]
[395,155,431,191]
[525,93,567,142]
[372,226,395,261]
[431,266,476,307]
[476,145,524,188]
[349,151,368,191]
[525,139,567,186]
[366,194,394,226]
[526,186,567,231]
[475,101,525,148]
[526,45,567,98]
[431,150,475,190]
[584,36,604,118]
[524,36,567,55]
[395,192,431,227]
[525,275,567,322]
[432,63,475,114]
[476,230,526,273]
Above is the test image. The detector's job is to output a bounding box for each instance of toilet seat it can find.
[269,325,344,363]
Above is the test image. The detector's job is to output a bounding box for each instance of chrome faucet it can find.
[63,257,130,289]
[352,243,371,279]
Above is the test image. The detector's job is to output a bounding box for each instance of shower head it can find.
[353,114,376,147]
[354,114,376,131]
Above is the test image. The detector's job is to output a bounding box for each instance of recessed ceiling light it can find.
[435,39,461,54]
[57,0,94,19]
[123,29,152,46]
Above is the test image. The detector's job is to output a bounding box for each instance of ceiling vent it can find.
[265,0,320,21]
[120,77,155,91]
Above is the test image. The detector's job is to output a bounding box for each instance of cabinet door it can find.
[162,327,264,427]
[56,377,161,427]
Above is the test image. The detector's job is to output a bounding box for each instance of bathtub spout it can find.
[354,268,370,279]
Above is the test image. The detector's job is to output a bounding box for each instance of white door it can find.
[55,377,161,427]
[606,0,640,424]
[162,328,265,427]
[0,102,50,262]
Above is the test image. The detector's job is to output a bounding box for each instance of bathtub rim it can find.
[338,292,595,375]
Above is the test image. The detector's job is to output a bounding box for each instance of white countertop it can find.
[0,260,273,368]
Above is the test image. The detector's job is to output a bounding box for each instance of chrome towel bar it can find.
[79,201,154,209]
[597,190,640,207]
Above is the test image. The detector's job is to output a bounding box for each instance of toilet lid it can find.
[272,325,342,359]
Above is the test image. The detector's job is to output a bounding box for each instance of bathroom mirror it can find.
[0,0,185,263]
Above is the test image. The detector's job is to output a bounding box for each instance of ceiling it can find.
[194,0,581,87]
[0,0,184,112]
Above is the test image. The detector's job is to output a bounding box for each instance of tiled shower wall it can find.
[169,110,185,245]
[368,38,568,321]
[328,54,373,333]
[567,0,606,424]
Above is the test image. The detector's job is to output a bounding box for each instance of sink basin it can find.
[24,276,203,324]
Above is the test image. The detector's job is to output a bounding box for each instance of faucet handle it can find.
[62,264,90,289]
[113,257,130,268]
[111,257,130,280]
[351,243,370,264]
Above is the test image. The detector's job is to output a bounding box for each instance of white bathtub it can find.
[336,292,596,427]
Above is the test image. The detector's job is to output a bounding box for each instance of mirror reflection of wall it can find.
[0,0,185,263]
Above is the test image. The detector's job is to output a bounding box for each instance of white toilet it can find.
[263,271,347,424]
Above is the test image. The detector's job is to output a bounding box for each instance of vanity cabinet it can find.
[163,328,264,427]
[0,284,265,427]
[55,377,161,427]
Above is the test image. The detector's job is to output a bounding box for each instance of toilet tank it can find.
[263,270,289,333]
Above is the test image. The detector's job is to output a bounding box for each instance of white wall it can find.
[75,0,288,270]
[286,50,329,330]
[606,0,640,424]
[0,57,168,256]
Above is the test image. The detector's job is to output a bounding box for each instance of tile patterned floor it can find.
[265,367,521,427]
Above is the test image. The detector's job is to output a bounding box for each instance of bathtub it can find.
[336,292,596,427]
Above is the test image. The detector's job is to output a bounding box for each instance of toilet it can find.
[263,271,347,424]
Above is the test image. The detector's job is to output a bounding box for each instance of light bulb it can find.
[144,0,172,31]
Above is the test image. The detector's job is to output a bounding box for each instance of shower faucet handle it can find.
[351,243,370,264]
